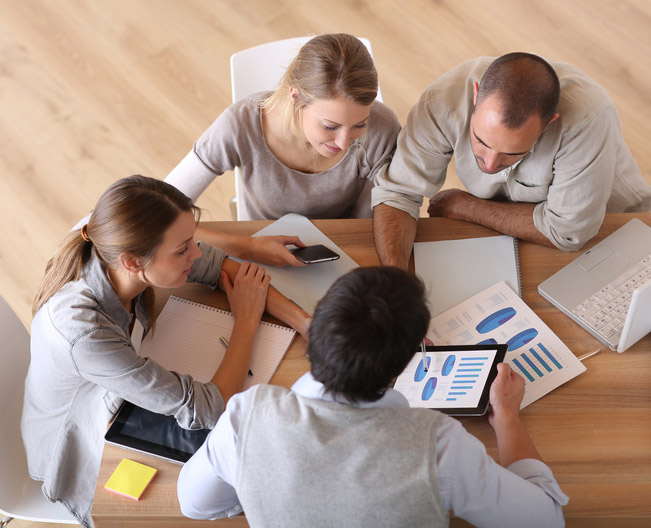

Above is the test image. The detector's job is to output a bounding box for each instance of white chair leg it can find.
[229,195,238,221]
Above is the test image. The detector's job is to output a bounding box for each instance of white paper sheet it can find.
[245,213,359,314]
[139,296,295,389]
[427,281,586,408]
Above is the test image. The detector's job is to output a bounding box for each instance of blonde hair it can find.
[32,176,200,325]
[261,33,378,137]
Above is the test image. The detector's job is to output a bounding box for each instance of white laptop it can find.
[538,218,651,352]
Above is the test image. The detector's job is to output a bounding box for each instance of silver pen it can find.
[421,340,428,372]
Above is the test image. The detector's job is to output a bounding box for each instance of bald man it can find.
[372,53,651,269]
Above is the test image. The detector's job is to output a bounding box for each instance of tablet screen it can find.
[393,344,507,415]
[105,401,210,464]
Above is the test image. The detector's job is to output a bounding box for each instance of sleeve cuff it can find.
[507,458,570,506]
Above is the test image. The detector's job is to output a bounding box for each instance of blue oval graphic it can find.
[441,354,456,376]
[506,328,539,351]
[477,338,498,345]
[414,356,431,382]
[476,307,517,334]
[421,377,438,401]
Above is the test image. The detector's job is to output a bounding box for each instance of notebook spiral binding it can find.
[513,238,523,297]
[169,295,294,332]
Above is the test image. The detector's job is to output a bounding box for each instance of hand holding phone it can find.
[289,244,340,264]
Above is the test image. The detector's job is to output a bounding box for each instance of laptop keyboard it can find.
[571,254,651,340]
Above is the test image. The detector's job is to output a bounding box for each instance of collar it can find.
[83,255,150,330]
[291,372,409,409]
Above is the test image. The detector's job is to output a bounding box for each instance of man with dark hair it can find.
[177,267,567,527]
[372,53,651,268]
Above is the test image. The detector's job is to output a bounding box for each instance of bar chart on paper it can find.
[428,281,586,408]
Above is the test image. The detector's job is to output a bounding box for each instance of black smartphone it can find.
[290,244,340,264]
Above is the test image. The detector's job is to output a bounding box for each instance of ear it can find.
[119,254,143,274]
[543,112,560,132]
[472,81,479,105]
[289,87,299,102]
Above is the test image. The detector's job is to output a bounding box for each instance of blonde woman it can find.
[165,33,401,266]
[22,176,310,527]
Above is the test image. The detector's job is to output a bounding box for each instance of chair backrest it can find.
[0,296,78,524]
[229,36,382,220]
[230,36,382,104]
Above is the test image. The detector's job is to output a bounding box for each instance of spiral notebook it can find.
[414,235,521,317]
[138,295,296,389]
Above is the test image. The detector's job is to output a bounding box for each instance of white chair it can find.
[0,296,78,526]
[228,36,382,220]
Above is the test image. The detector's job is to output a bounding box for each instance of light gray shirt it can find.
[177,373,568,527]
[372,57,651,251]
[165,92,401,220]
[21,242,226,528]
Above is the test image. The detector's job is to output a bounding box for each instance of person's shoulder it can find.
[35,280,105,341]
[381,406,451,431]
[246,383,292,405]
[551,60,615,119]
[423,56,493,96]
[368,100,401,136]
[417,56,492,114]
[219,91,269,121]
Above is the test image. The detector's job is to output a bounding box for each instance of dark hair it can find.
[33,175,199,322]
[307,267,430,403]
[475,52,560,128]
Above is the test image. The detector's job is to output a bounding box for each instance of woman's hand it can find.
[247,236,309,267]
[220,261,271,324]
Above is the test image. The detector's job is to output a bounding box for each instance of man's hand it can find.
[427,188,468,218]
[488,363,543,467]
[428,189,555,248]
[488,363,525,429]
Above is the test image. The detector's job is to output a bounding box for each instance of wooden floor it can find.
[2,0,651,331]
[0,2,650,524]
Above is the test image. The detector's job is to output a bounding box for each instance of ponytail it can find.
[32,176,199,327]
[32,230,93,315]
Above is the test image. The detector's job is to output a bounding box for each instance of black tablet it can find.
[105,401,211,464]
[393,344,507,416]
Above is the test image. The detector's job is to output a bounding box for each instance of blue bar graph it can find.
[529,348,552,372]
[512,358,534,382]
[522,353,543,377]
[538,343,563,369]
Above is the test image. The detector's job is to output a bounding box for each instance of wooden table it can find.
[92,214,651,528]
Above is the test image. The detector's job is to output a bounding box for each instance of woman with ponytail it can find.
[22,175,310,527]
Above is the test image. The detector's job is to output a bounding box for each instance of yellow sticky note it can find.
[104,458,158,501]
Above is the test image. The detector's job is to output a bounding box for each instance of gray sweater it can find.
[165,92,401,220]
[235,385,449,527]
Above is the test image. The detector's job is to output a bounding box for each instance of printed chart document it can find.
[247,213,358,314]
[415,235,521,317]
[139,296,295,390]
[427,281,586,408]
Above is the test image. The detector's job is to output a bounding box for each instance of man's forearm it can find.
[492,415,543,468]
[372,204,418,269]
[430,190,554,248]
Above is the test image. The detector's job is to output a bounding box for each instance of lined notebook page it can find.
[414,235,521,317]
[139,296,295,388]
